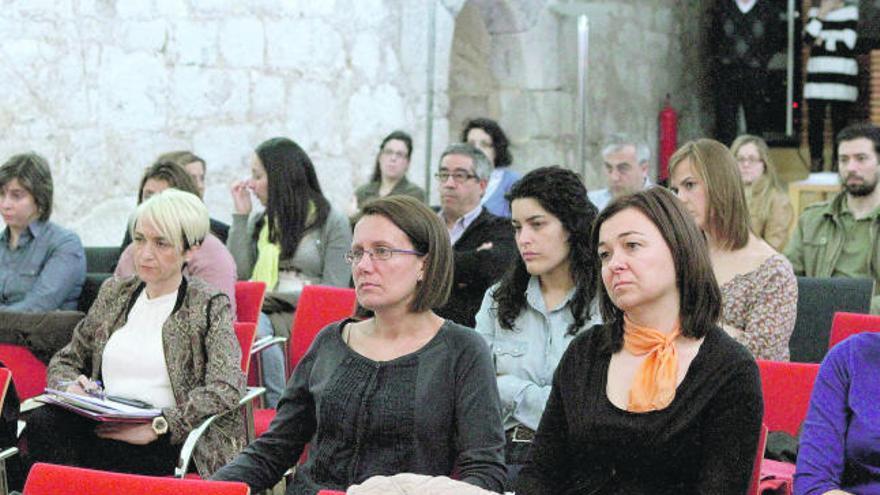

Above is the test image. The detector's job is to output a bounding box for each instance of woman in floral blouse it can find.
[669,139,797,361]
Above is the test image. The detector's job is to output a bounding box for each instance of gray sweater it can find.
[212,319,507,494]
[226,207,352,288]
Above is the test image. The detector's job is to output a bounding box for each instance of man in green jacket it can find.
[785,123,880,314]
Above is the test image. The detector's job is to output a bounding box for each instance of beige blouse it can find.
[748,189,794,251]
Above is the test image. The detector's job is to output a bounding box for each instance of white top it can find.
[736,0,757,14]
[102,289,177,409]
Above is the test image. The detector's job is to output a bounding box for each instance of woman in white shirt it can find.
[474,166,601,488]
[23,189,245,478]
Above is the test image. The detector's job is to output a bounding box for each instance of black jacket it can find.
[436,208,517,328]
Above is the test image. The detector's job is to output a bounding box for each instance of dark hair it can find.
[137,161,200,204]
[370,130,413,183]
[254,137,331,259]
[836,122,880,157]
[591,187,721,352]
[353,195,453,316]
[460,117,513,168]
[156,150,206,171]
[494,166,598,335]
[0,152,53,221]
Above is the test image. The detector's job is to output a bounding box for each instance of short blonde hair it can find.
[130,189,209,251]
[669,139,750,250]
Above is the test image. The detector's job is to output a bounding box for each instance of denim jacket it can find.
[0,220,85,312]
[474,278,601,430]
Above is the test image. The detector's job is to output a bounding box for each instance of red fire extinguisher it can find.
[658,94,678,184]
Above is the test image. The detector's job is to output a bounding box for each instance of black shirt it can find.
[516,323,763,495]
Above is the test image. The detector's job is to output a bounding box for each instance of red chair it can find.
[288,286,358,374]
[234,281,266,324]
[317,491,346,495]
[234,322,258,374]
[175,322,263,478]
[24,463,250,494]
[0,368,19,494]
[828,311,880,349]
[747,423,769,495]
[0,344,47,401]
[757,360,820,437]
[253,286,358,439]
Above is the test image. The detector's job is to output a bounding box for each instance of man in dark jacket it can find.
[434,143,517,327]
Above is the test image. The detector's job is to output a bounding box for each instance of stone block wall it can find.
[0,0,712,245]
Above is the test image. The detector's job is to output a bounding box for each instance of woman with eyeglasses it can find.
[474,166,602,489]
[670,139,797,362]
[213,195,507,494]
[227,137,352,408]
[353,131,426,211]
[730,135,794,251]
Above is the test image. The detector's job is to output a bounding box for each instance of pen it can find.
[57,379,105,398]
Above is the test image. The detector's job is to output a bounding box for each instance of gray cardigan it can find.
[212,319,507,494]
[226,206,352,288]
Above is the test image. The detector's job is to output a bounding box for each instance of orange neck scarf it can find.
[623,315,681,412]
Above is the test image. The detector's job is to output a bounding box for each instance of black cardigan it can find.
[516,323,764,495]
[435,207,516,328]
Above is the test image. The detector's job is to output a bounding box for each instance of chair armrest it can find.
[251,336,287,355]
[20,397,45,414]
[0,447,18,495]
[175,387,266,478]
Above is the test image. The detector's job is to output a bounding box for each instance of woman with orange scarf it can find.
[515,187,764,494]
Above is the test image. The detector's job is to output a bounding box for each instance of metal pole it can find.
[576,15,589,177]
[424,0,437,199]
[786,0,795,136]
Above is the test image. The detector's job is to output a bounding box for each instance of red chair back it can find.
[23,463,250,494]
[234,281,266,323]
[747,424,769,495]
[829,311,880,349]
[288,285,357,373]
[0,344,47,400]
[0,368,12,413]
[757,360,820,436]
[234,322,258,373]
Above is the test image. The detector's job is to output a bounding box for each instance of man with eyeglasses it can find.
[588,133,654,211]
[433,143,516,328]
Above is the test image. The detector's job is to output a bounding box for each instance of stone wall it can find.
[446,0,713,189]
[0,0,711,245]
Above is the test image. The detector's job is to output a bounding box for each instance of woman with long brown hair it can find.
[730,134,794,251]
[670,139,797,361]
[516,187,762,494]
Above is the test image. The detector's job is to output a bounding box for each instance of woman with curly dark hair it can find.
[462,117,521,218]
[474,166,601,487]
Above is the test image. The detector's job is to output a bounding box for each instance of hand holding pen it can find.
[64,375,104,398]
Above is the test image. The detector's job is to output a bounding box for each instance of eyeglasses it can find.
[344,246,424,264]
[435,171,479,184]
[381,149,408,160]
[736,156,764,166]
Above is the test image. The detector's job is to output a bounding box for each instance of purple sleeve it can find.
[794,343,851,495]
